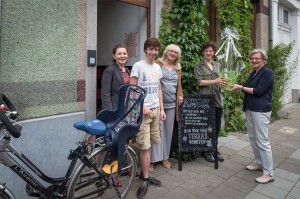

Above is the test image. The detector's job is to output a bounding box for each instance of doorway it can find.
[96,0,150,113]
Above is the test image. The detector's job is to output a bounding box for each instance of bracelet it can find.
[241,86,244,91]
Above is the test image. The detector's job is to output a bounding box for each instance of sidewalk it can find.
[129,103,300,199]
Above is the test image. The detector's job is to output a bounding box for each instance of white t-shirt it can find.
[130,60,162,109]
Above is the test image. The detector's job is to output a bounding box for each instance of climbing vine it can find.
[214,0,253,133]
[159,0,209,94]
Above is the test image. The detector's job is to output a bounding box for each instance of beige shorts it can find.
[136,107,161,150]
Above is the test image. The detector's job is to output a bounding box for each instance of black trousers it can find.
[215,107,223,147]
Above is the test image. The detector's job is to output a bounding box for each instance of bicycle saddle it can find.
[73,119,107,136]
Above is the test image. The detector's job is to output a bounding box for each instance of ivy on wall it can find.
[159,0,209,94]
[214,0,253,133]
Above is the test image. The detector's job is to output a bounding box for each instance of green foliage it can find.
[159,0,209,94]
[214,0,253,132]
[267,43,297,119]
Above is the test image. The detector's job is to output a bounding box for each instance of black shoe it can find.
[136,181,149,199]
[139,171,161,187]
[148,176,161,186]
[203,152,215,163]
[217,152,224,162]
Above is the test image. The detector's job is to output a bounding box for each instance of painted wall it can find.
[0,112,85,199]
[0,0,85,120]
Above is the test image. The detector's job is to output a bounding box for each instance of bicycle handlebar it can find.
[0,93,21,138]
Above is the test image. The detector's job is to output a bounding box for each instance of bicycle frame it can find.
[0,131,81,198]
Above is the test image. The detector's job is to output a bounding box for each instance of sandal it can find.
[162,160,171,168]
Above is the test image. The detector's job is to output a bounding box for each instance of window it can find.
[283,9,289,24]
[278,4,290,25]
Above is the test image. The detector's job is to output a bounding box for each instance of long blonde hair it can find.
[158,44,182,70]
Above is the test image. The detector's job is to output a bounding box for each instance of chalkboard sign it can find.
[178,94,218,170]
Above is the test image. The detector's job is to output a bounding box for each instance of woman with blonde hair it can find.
[150,44,184,170]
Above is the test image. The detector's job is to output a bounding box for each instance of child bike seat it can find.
[73,119,107,136]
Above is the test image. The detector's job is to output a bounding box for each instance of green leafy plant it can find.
[159,0,209,94]
[214,0,253,133]
[267,43,298,119]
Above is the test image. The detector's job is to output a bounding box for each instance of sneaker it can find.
[136,181,149,199]
[255,174,275,184]
[148,176,161,187]
[217,151,224,162]
[139,171,161,187]
[246,163,262,171]
[203,152,214,163]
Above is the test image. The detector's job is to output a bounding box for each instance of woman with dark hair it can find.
[101,44,130,110]
[231,49,275,184]
[194,41,227,163]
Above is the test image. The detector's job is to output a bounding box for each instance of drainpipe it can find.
[269,0,273,49]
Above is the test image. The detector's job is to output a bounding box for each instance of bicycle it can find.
[0,84,146,199]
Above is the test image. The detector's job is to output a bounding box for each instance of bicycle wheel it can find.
[68,146,137,199]
[0,192,11,199]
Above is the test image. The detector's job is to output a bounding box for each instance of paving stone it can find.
[211,184,247,199]
[146,185,169,199]
[195,171,226,187]
[254,184,288,199]
[223,176,257,193]
[218,146,238,156]
[181,161,210,174]
[271,176,295,191]
[278,161,300,175]
[278,141,299,150]
[243,191,272,199]
[200,193,221,199]
[296,180,300,188]
[179,178,214,198]
[206,165,235,179]
[290,148,300,160]
[275,168,300,182]
[223,139,250,151]
[219,158,245,172]
[167,165,198,181]
[287,187,300,199]
[235,169,261,183]
[229,154,254,165]
[237,149,255,159]
[161,186,198,199]
[157,173,185,190]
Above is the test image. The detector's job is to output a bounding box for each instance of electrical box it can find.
[87,50,96,66]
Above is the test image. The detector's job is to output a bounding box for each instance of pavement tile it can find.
[195,171,226,187]
[223,139,250,151]
[287,187,300,199]
[243,191,272,199]
[237,149,255,159]
[200,193,221,199]
[290,148,300,160]
[278,141,299,150]
[218,146,238,156]
[223,176,257,193]
[254,183,288,199]
[278,161,300,175]
[157,173,185,190]
[296,180,300,188]
[146,185,170,199]
[235,169,261,183]
[274,168,300,182]
[179,178,214,198]
[181,160,210,174]
[167,166,198,181]
[229,154,254,165]
[206,165,236,179]
[161,186,198,199]
[211,184,247,199]
[271,176,295,191]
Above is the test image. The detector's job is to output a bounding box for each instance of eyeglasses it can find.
[250,58,263,61]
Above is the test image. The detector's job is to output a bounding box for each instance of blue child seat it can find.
[74,84,146,172]
[97,84,146,172]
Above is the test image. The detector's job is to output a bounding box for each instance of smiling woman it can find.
[101,44,130,110]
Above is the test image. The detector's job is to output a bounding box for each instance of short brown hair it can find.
[201,41,217,53]
[144,38,161,52]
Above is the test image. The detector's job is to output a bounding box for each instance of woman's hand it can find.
[160,110,166,120]
[230,84,242,92]
[178,96,184,105]
[216,77,228,87]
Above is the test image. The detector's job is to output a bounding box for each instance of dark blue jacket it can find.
[243,65,274,112]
